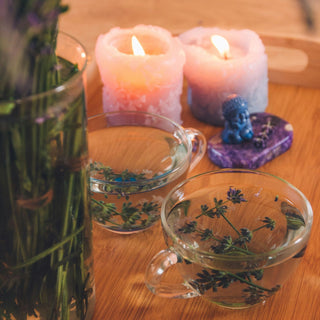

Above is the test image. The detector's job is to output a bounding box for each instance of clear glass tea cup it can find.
[88,111,206,234]
[145,169,313,308]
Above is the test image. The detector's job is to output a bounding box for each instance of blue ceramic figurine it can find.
[221,94,253,144]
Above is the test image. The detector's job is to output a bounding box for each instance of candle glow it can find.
[210,34,230,59]
[131,35,145,56]
[179,27,268,126]
[95,25,186,124]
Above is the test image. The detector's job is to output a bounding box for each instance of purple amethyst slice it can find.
[207,113,293,169]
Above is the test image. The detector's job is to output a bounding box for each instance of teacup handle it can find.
[145,248,200,299]
[185,128,207,172]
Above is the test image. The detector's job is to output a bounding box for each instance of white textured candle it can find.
[95,25,185,123]
[179,27,268,126]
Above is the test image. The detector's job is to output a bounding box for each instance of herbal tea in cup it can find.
[145,169,313,308]
[88,111,206,234]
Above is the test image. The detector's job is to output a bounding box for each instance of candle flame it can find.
[210,35,230,59]
[131,35,145,56]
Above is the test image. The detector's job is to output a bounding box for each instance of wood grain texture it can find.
[61,0,320,55]
[261,33,320,87]
[60,1,320,319]
[89,82,320,320]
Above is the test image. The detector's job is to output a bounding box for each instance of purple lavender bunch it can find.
[0,0,68,100]
[0,2,94,320]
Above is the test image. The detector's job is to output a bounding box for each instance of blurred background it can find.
[61,0,320,55]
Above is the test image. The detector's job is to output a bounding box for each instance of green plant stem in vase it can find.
[0,1,95,319]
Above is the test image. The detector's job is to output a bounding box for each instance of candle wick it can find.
[223,52,231,60]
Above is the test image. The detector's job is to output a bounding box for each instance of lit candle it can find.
[95,25,186,124]
[179,27,268,126]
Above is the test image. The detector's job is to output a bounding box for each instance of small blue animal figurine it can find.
[221,94,253,144]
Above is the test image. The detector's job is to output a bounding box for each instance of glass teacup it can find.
[88,111,206,234]
[145,169,313,308]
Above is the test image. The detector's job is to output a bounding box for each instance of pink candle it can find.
[95,25,185,123]
[179,27,268,126]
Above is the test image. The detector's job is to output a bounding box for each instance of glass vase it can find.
[0,32,95,320]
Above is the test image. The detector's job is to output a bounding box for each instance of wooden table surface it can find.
[61,1,320,319]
